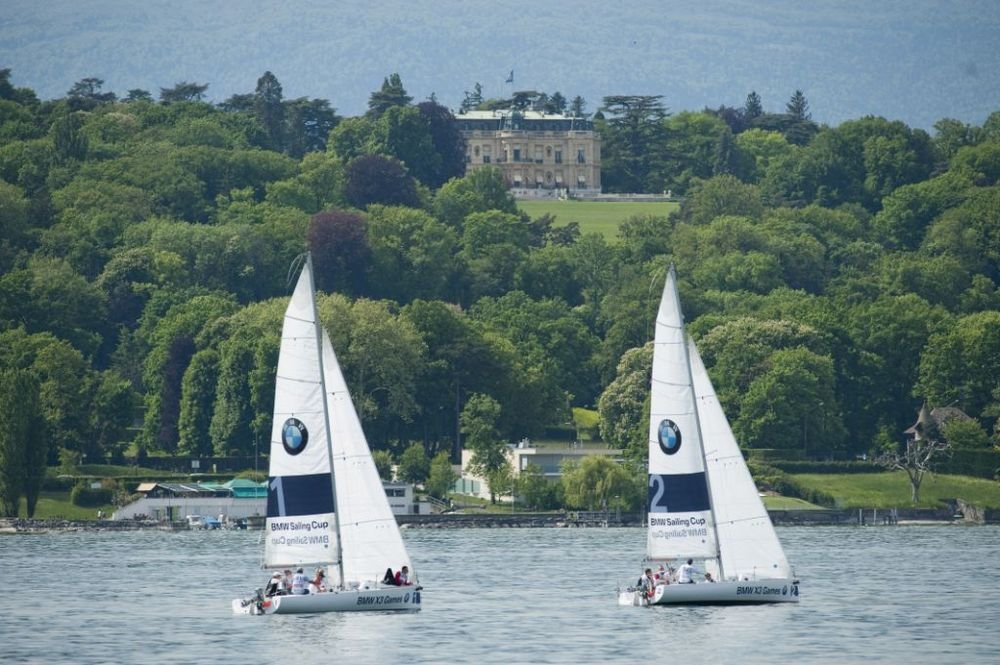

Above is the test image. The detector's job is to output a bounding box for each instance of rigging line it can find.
[287,252,309,290]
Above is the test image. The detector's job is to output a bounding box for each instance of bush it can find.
[938,449,1000,479]
[768,460,881,474]
[747,460,836,507]
[70,481,113,507]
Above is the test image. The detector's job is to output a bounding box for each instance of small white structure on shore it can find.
[113,478,429,522]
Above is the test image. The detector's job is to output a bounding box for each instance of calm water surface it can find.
[2,525,998,664]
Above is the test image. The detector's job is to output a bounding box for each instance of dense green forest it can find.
[1,67,999,515]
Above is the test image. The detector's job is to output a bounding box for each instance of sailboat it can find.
[619,265,799,606]
[233,254,421,614]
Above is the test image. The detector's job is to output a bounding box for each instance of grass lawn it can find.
[762,496,826,510]
[17,492,116,520]
[792,471,1000,509]
[518,199,678,239]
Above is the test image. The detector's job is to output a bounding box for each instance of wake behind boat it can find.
[619,265,799,607]
[233,254,421,615]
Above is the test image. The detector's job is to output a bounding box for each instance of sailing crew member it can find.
[678,559,699,584]
[309,568,328,593]
[265,572,286,597]
[291,567,310,594]
[639,568,656,598]
[394,565,412,586]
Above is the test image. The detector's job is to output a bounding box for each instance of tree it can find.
[344,154,420,209]
[397,442,431,484]
[177,349,219,457]
[461,83,484,112]
[875,404,949,503]
[433,166,517,228]
[308,209,371,296]
[88,370,137,463]
[458,210,532,302]
[367,73,412,118]
[284,97,339,156]
[598,344,653,463]
[18,371,46,516]
[417,100,467,188]
[365,205,460,303]
[254,71,285,152]
[372,105,440,187]
[373,450,394,480]
[941,418,991,449]
[518,462,560,510]
[159,82,209,104]
[50,111,89,165]
[561,455,636,511]
[209,337,256,456]
[598,95,669,193]
[786,90,811,121]
[0,369,41,517]
[733,347,844,453]
[744,91,763,121]
[125,89,153,102]
[569,96,587,118]
[67,77,116,109]
[460,393,507,503]
[426,451,457,499]
[917,311,1000,417]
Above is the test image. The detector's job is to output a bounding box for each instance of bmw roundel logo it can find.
[282,418,309,456]
[657,419,682,455]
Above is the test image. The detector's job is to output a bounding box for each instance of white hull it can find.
[619,579,799,606]
[233,586,421,615]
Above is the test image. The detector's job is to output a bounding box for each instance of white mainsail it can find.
[264,259,340,570]
[324,330,414,585]
[646,265,717,561]
[690,337,791,581]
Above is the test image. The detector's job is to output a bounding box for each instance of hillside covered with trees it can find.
[1,67,998,516]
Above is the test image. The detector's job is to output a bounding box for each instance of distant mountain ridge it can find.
[2,0,998,129]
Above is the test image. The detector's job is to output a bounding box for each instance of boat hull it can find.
[619,579,799,606]
[233,586,422,615]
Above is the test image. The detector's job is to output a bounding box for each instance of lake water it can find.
[3,525,998,664]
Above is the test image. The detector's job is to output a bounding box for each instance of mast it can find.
[306,252,345,587]
[670,263,725,580]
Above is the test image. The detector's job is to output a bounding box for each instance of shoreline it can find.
[2,508,991,534]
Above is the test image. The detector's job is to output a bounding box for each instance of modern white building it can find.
[458,441,623,502]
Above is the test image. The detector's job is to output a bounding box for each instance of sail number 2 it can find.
[648,474,669,512]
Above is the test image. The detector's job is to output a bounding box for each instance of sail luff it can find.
[646,265,717,561]
[263,255,341,571]
[307,254,345,587]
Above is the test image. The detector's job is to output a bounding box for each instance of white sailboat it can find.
[233,254,421,614]
[619,265,799,606]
